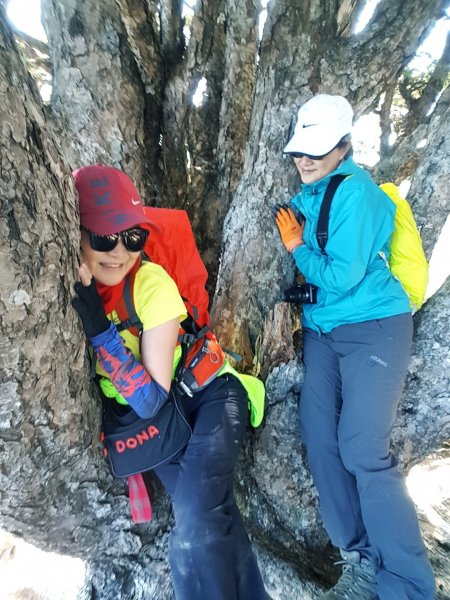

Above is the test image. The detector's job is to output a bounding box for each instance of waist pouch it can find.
[176,337,225,396]
[101,388,192,478]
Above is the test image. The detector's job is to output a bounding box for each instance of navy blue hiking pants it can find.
[154,374,266,600]
[300,314,435,600]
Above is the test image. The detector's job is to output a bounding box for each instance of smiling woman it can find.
[284,96,353,187]
[291,142,350,185]
[275,93,436,599]
[70,163,267,600]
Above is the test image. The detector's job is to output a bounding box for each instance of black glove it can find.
[272,203,305,226]
[72,279,110,339]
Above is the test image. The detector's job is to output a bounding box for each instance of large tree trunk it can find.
[211,0,447,363]
[0,9,175,598]
[0,7,93,553]
[42,0,160,196]
[1,0,449,598]
[408,84,450,258]
[42,0,258,289]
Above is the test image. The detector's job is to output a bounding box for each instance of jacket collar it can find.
[300,157,357,196]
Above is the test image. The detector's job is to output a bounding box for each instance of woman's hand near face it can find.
[72,263,110,339]
[78,262,93,286]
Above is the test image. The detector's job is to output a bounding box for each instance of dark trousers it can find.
[154,375,266,600]
[300,314,435,600]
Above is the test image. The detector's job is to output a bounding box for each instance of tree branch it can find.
[336,0,365,37]
[339,0,448,116]
[378,84,396,156]
[408,83,450,256]
[356,0,446,55]
[400,29,450,138]
[371,124,427,184]
[160,0,184,67]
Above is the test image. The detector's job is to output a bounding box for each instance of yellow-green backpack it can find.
[379,183,429,313]
[316,176,429,314]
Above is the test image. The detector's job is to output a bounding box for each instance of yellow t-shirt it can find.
[97,262,265,427]
[96,262,186,377]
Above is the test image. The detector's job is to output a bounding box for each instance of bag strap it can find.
[316,174,347,254]
[128,473,153,523]
[116,273,143,337]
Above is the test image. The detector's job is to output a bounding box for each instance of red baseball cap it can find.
[72,164,152,235]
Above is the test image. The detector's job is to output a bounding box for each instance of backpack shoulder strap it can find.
[115,272,143,337]
[316,174,347,254]
[115,261,210,346]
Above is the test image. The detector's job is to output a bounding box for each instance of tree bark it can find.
[211,0,447,360]
[41,0,258,289]
[0,12,173,597]
[0,8,94,552]
[41,0,160,196]
[1,0,450,597]
[408,84,450,258]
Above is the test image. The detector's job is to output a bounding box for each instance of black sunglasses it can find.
[286,144,338,161]
[84,227,149,252]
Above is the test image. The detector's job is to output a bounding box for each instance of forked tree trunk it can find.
[0,11,173,597]
[211,0,447,363]
[1,0,449,597]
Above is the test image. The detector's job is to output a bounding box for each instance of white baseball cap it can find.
[283,94,353,156]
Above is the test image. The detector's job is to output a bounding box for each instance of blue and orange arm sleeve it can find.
[90,322,168,418]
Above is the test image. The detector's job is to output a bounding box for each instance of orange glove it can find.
[275,205,304,252]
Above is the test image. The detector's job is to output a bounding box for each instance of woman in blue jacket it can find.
[275,94,434,600]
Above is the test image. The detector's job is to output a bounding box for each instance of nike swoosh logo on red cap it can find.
[131,198,140,205]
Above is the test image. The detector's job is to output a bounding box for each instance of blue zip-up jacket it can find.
[290,157,410,333]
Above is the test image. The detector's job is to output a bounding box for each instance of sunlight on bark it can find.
[426,214,450,300]
[0,529,86,600]
[354,0,382,34]
[353,113,381,166]
[406,451,450,546]
[192,76,207,107]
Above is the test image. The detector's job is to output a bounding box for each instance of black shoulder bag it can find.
[101,387,192,478]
